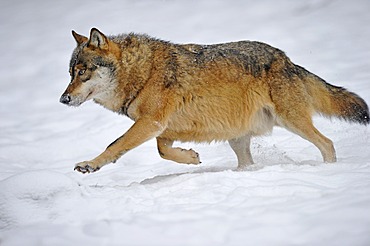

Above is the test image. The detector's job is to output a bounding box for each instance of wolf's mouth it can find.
[86,91,94,100]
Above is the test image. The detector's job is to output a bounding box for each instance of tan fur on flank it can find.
[60,28,369,173]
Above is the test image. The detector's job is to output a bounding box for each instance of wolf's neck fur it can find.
[94,35,158,117]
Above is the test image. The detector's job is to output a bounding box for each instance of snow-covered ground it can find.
[1,0,370,245]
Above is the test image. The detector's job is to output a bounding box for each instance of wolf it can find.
[60,28,369,174]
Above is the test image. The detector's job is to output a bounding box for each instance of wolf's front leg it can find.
[74,118,165,174]
[74,161,103,174]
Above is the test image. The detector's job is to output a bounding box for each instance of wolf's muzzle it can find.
[60,94,71,105]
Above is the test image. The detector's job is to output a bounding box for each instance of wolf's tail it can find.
[297,65,369,125]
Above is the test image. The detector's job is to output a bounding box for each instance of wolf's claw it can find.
[74,162,100,174]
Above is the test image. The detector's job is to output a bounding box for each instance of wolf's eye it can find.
[78,69,86,76]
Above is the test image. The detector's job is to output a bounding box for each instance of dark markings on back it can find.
[181,41,282,77]
[164,50,178,88]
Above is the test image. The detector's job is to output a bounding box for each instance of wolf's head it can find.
[60,28,120,107]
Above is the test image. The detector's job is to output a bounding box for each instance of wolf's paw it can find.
[74,161,100,174]
[181,148,201,165]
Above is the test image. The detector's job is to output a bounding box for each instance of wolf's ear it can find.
[72,30,88,45]
[88,28,109,50]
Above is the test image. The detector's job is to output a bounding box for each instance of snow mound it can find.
[0,171,81,229]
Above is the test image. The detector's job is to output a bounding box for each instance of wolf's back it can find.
[299,65,369,125]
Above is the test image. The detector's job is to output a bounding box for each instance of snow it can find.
[1,0,370,245]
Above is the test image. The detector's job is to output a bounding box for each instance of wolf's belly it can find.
[161,105,275,142]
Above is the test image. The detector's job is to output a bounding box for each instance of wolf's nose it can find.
[60,94,71,104]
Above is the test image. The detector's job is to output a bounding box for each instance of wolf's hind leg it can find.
[157,137,201,164]
[228,134,254,170]
[277,114,336,163]
[270,75,336,163]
